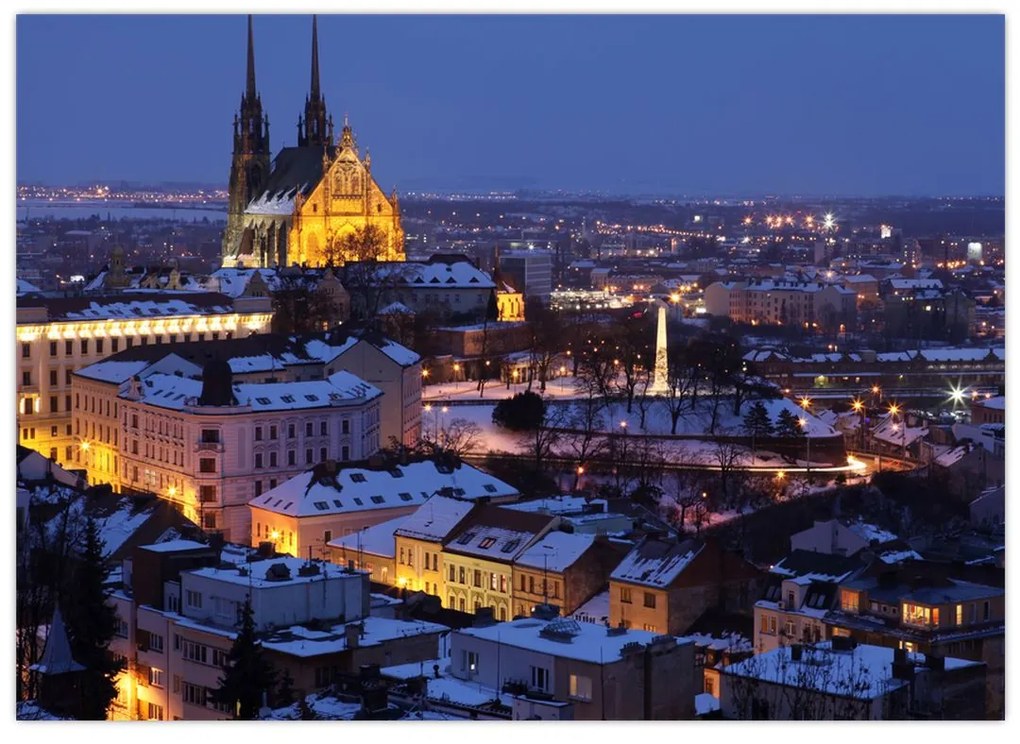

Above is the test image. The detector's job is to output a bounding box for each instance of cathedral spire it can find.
[310,14,320,99]
[246,14,257,99]
[298,15,329,148]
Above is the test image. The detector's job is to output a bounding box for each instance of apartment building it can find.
[825,564,1005,718]
[73,354,382,542]
[109,541,443,721]
[719,641,986,720]
[609,537,762,636]
[16,291,272,467]
[450,613,696,720]
[753,550,865,654]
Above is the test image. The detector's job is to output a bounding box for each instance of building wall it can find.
[394,534,445,597]
[16,309,272,468]
[288,143,405,268]
[113,395,380,543]
[324,341,422,448]
[442,552,514,619]
[251,503,417,559]
[609,582,669,634]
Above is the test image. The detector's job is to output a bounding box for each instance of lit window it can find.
[569,674,592,701]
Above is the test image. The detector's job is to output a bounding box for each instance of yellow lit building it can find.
[16,292,272,469]
[392,494,477,596]
[223,17,404,269]
[441,506,558,620]
[287,123,405,267]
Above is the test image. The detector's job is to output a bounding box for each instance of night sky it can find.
[16,13,1005,196]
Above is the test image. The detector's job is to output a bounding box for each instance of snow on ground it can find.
[424,402,838,469]
[695,693,721,716]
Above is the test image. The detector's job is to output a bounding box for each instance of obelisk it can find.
[648,304,669,394]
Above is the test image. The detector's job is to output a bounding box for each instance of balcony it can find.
[194,441,224,453]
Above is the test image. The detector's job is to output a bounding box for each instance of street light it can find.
[798,396,812,411]
[799,417,810,478]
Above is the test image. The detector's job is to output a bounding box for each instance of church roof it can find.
[247,145,336,215]
[32,606,85,676]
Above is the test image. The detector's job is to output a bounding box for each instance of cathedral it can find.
[222,16,405,269]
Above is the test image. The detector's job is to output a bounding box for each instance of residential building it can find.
[719,640,986,720]
[609,537,762,636]
[442,506,559,620]
[74,354,382,542]
[511,532,625,617]
[450,613,696,720]
[15,291,272,467]
[109,541,443,720]
[250,458,519,561]
[825,563,1005,718]
[753,550,865,654]
[392,495,478,597]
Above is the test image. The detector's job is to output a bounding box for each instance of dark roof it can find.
[17,291,236,320]
[773,549,864,581]
[443,504,554,548]
[250,145,336,204]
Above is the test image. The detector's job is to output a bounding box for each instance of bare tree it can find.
[422,417,483,458]
[711,429,747,509]
[517,403,565,472]
[662,343,700,435]
[723,643,882,720]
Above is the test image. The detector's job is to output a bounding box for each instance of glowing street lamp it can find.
[948,385,966,407]
[798,396,812,411]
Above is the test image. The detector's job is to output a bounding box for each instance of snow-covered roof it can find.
[250,460,517,519]
[572,590,610,625]
[504,495,609,517]
[74,359,153,384]
[327,515,405,557]
[975,395,1005,410]
[394,495,477,543]
[16,278,40,294]
[611,538,703,589]
[846,522,898,545]
[513,531,596,573]
[187,556,358,590]
[458,616,690,665]
[31,295,236,321]
[723,643,978,699]
[260,616,447,658]
[206,267,279,297]
[368,260,496,290]
[377,301,415,315]
[139,539,209,554]
[127,370,380,412]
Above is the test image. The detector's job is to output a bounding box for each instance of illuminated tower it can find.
[223,15,271,264]
[648,303,669,394]
[297,15,334,149]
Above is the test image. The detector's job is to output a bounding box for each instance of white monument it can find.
[648,302,669,394]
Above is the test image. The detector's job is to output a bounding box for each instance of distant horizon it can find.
[15,179,1007,202]
[17,14,1004,197]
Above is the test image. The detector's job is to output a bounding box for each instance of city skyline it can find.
[17,13,1005,197]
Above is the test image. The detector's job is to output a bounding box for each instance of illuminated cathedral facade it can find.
[222,16,405,269]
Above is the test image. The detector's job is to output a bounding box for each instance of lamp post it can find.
[798,417,811,479]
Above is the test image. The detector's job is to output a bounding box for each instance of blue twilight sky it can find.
[16,13,1005,196]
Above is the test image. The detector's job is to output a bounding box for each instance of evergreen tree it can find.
[274,668,296,708]
[492,390,545,431]
[212,597,277,720]
[742,401,775,439]
[63,515,125,720]
[775,408,804,438]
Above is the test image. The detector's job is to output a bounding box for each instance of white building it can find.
[449,615,695,720]
[73,353,382,543]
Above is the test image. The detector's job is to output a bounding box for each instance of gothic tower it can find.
[222,15,271,264]
[297,15,333,149]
